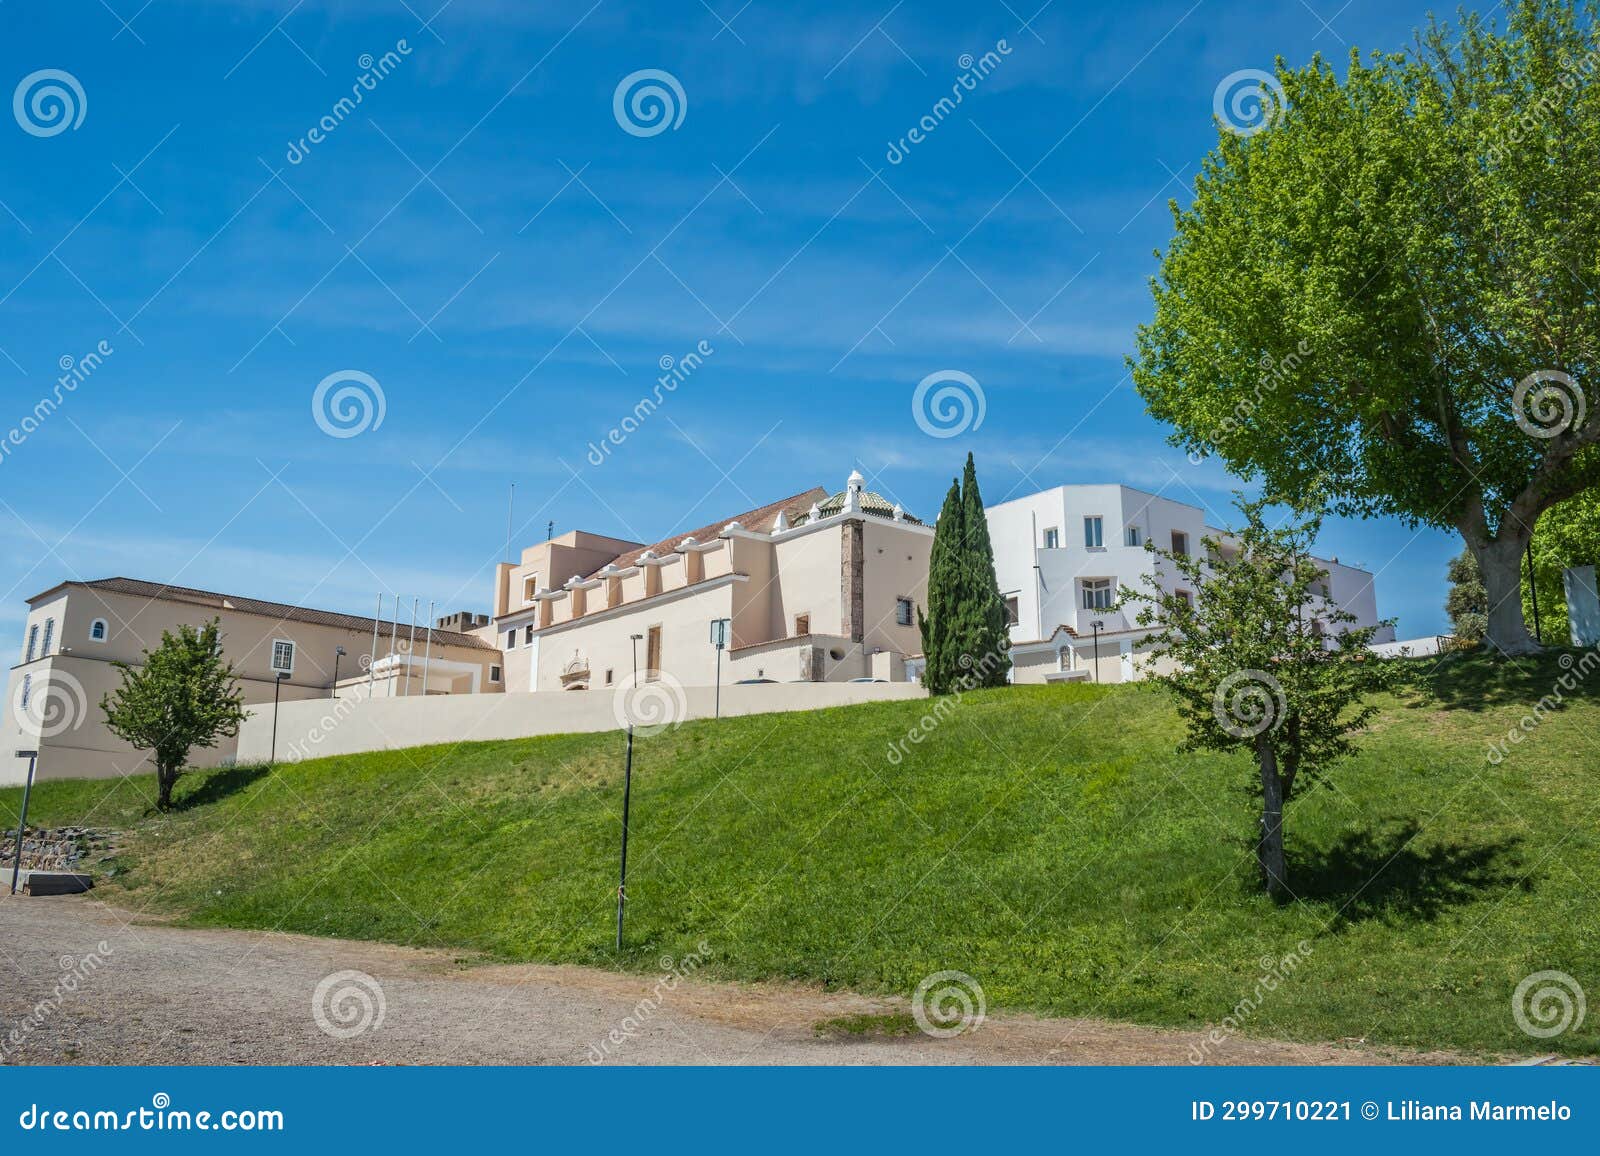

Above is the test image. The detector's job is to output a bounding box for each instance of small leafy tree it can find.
[1445,550,1489,643]
[1127,499,1396,899]
[102,619,248,811]
[918,454,1011,693]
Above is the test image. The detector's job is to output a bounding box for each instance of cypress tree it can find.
[958,453,1012,686]
[918,478,964,694]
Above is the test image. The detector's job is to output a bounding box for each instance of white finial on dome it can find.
[892,503,904,521]
[847,468,865,493]
[808,502,822,521]
[773,510,789,531]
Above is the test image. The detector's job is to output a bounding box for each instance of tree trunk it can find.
[1256,738,1289,900]
[156,764,175,811]
[1471,531,1539,656]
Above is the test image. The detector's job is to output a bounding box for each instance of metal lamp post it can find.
[331,646,346,699]
[616,633,645,950]
[1090,619,1104,683]
[709,618,731,720]
[9,750,38,895]
[270,671,290,765]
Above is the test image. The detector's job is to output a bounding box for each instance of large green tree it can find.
[1525,490,1600,642]
[102,619,248,811]
[1128,500,1396,899]
[918,455,1012,693]
[1133,0,1600,656]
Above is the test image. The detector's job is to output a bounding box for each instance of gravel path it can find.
[0,894,1468,1066]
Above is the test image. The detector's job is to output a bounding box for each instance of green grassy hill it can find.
[7,653,1598,1057]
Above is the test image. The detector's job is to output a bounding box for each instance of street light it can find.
[617,633,645,951]
[9,750,38,895]
[1090,619,1104,683]
[270,671,290,766]
[331,646,347,699]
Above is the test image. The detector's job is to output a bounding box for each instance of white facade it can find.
[986,485,1394,684]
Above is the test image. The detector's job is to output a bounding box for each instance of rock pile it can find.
[0,826,119,871]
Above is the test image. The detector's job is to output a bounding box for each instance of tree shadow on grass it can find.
[1291,820,1528,925]
[1399,649,1600,713]
[171,765,270,812]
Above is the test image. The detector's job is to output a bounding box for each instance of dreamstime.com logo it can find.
[912,369,985,439]
[911,970,986,1038]
[1212,668,1285,739]
[311,969,386,1039]
[11,670,89,739]
[13,69,86,137]
[612,669,688,737]
[613,69,686,137]
[1512,970,1586,1039]
[1213,68,1286,136]
[312,370,386,439]
[1513,369,1585,440]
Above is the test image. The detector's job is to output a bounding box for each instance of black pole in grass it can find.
[617,633,644,951]
[10,751,38,895]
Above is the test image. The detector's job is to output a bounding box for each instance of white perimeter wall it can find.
[237,681,928,764]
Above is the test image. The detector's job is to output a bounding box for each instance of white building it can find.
[985,485,1394,684]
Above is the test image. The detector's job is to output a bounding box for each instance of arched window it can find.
[89,618,108,642]
[40,618,54,655]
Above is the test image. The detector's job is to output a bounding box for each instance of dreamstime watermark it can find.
[1187,941,1313,1062]
[887,649,1008,764]
[613,69,686,137]
[1186,339,1310,465]
[13,69,86,137]
[612,669,688,738]
[1487,45,1600,168]
[911,369,985,439]
[283,689,363,762]
[311,969,386,1039]
[885,41,1012,164]
[911,970,985,1038]
[1213,68,1286,136]
[2,941,114,1059]
[312,370,386,438]
[0,340,114,469]
[11,670,89,740]
[1212,668,1286,739]
[1512,970,1586,1039]
[17,1094,284,1132]
[285,41,412,164]
[1512,369,1585,440]
[1485,647,1600,765]
[584,942,713,1063]
[587,339,714,466]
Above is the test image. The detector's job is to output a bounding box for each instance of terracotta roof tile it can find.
[585,487,829,577]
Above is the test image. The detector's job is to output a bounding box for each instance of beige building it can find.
[490,471,934,693]
[1,578,502,785]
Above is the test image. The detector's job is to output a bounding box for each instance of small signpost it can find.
[709,618,731,720]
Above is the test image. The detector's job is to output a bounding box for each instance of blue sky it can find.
[0,0,1460,639]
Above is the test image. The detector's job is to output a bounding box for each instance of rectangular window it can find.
[895,598,913,627]
[523,576,538,603]
[489,664,502,683]
[1125,526,1141,548]
[270,639,295,674]
[1081,579,1113,610]
[605,669,614,686]
[505,629,517,650]
[1171,530,1190,557]
[1176,589,1193,609]
[40,618,54,655]
[794,613,810,636]
[525,624,535,644]
[1084,516,1104,548]
[20,673,31,710]
[1042,527,1059,549]
[1003,595,1020,627]
[24,624,37,663]
[645,625,662,677]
